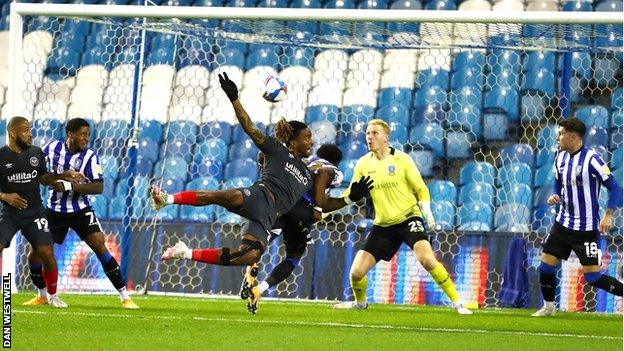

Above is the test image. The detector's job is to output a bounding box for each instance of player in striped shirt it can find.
[25,118,139,309]
[533,118,623,316]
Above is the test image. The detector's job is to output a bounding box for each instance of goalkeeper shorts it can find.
[363,217,428,262]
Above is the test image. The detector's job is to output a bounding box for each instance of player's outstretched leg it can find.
[161,236,264,267]
[34,245,67,308]
[23,251,49,306]
[254,256,300,298]
[150,185,243,211]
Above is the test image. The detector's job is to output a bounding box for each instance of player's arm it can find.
[404,155,435,229]
[548,153,562,205]
[219,72,266,147]
[321,164,373,212]
[312,167,336,214]
[0,192,27,210]
[40,171,86,186]
[70,180,103,195]
[589,154,623,233]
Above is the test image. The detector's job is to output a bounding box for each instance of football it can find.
[262,75,288,103]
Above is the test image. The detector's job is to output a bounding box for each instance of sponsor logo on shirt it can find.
[4,163,11,169]
[284,162,310,186]
[7,170,38,183]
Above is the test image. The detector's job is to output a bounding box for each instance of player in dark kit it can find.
[152,72,313,289]
[0,116,83,308]
[24,118,139,309]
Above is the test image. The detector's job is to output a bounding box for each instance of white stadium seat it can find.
[307,85,343,107]
[312,68,346,90]
[383,49,419,73]
[171,85,206,106]
[143,64,176,89]
[176,65,210,89]
[34,99,68,120]
[168,102,203,123]
[342,87,377,107]
[208,66,243,90]
[314,49,349,72]
[76,64,109,89]
[380,69,415,89]
[242,66,278,90]
[67,102,103,121]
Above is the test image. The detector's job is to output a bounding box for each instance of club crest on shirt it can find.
[30,157,38,167]
[576,165,582,176]
[56,164,64,174]
[74,159,82,168]
[388,165,396,175]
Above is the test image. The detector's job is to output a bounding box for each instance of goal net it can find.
[4,4,622,313]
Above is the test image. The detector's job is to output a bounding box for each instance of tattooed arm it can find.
[232,99,267,147]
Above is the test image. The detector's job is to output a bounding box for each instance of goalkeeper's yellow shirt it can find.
[344,147,430,227]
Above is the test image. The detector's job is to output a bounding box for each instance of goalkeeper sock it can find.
[584,272,623,296]
[266,257,299,288]
[538,262,558,302]
[428,264,460,303]
[98,251,128,300]
[350,276,368,304]
[28,262,47,297]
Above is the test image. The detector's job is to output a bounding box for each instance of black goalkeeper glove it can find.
[348,176,374,202]
[218,72,239,102]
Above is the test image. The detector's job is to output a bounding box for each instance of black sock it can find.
[266,257,299,288]
[539,262,557,302]
[588,274,623,296]
[29,263,46,290]
[98,252,125,290]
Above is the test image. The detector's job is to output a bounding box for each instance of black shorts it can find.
[364,217,428,262]
[230,184,278,248]
[272,198,314,256]
[543,222,602,266]
[0,208,53,248]
[47,207,103,244]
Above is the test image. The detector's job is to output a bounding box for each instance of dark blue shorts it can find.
[0,208,53,248]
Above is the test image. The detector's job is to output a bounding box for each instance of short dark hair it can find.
[66,118,90,135]
[317,144,342,166]
[7,116,28,131]
[558,117,586,138]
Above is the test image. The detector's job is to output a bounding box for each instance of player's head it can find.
[316,144,342,167]
[557,117,586,152]
[7,116,31,149]
[275,118,312,157]
[65,118,91,151]
[366,119,390,153]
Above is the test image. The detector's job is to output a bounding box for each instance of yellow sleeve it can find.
[404,154,430,202]
[341,157,365,198]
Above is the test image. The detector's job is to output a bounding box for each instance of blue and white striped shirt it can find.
[43,140,103,213]
[554,146,613,231]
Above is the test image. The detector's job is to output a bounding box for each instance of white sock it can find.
[184,248,192,260]
[544,301,555,309]
[119,287,130,301]
[453,301,464,309]
[258,281,269,295]
[166,194,174,204]
[38,288,48,299]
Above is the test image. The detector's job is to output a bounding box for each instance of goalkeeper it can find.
[323,119,472,314]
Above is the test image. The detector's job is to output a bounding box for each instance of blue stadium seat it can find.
[161,178,185,194]
[612,146,623,170]
[378,87,412,109]
[187,176,220,191]
[591,145,610,163]
[246,48,279,69]
[212,48,245,69]
[133,155,154,177]
[500,143,534,166]
[388,121,408,144]
[409,122,444,157]
[81,46,113,68]
[91,196,108,219]
[488,50,521,72]
[95,138,125,156]
[99,155,120,181]
[199,121,232,144]
[180,204,215,221]
[108,196,126,219]
[305,104,340,124]
[257,0,288,7]
[428,180,456,203]
[0,120,6,136]
[424,0,456,10]
[232,123,267,143]
[191,157,224,181]
[575,105,610,129]
[139,119,163,143]
[482,113,509,141]
[47,46,81,75]
[459,161,495,185]
[224,158,258,180]
[337,121,366,145]
[412,104,446,126]
[523,51,556,73]
[450,67,484,91]
[413,86,447,111]
[415,68,449,90]
[448,103,481,137]
[227,0,254,6]
[533,205,558,233]
[533,186,552,208]
[377,105,410,127]
[535,146,557,169]
[138,139,160,163]
[562,0,593,11]
[537,124,558,149]
[309,121,337,145]
[559,52,593,80]
[342,104,375,124]
[161,139,194,163]
[341,140,368,160]
[522,68,555,96]
[612,110,623,131]
[432,201,455,231]
[33,118,62,139]
[495,204,531,232]
[154,157,189,181]
[338,159,358,185]
[97,119,130,140]
[445,131,473,159]
[221,176,253,190]
[114,175,151,197]
[453,51,486,72]
[289,0,321,7]
[484,87,519,121]
[585,126,609,148]
[534,165,555,188]
[408,150,434,177]
[166,120,199,143]
[195,138,229,163]
[146,48,176,66]
[612,88,623,111]
[458,202,492,231]
[459,182,495,207]
[498,184,532,208]
[358,0,388,8]
[486,68,519,90]
[279,47,315,69]
[324,0,355,8]
[497,162,533,187]
[229,139,259,160]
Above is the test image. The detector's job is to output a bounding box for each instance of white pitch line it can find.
[13,309,621,341]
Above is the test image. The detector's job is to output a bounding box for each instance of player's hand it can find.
[547,195,561,206]
[52,180,72,192]
[59,170,87,183]
[599,213,613,234]
[312,205,323,222]
[218,72,239,102]
[419,201,436,230]
[150,185,169,211]
[1,193,28,210]
[348,176,374,202]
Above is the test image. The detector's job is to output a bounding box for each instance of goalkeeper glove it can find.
[419,201,436,230]
[218,72,239,102]
[346,176,374,203]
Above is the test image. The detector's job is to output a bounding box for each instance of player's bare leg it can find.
[150,185,243,210]
[333,250,376,309]
[162,234,263,266]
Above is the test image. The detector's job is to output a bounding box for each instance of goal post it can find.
[4,3,623,312]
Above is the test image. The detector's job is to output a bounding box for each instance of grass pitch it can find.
[11,293,623,351]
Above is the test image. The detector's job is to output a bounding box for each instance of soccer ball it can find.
[262,75,288,103]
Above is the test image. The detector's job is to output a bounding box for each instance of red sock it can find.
[42,268,58,295]
[173,191,198,205]
[191,249,220,264]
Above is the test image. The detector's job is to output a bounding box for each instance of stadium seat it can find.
[341,140,368,160]
[114,175,151,198]
[32,118,62,139]
[500,143,534,166]
[338,159,358,185]
[408,150,434,177]
[575,105,610,129]
[459,161,496,185]
[305,105,340,124]
[377,105,410,127]
[196,138,229,163]
[523,51,556,73]
[99,155,120,182]
[494,204,531,233]
[97,119,130,140]
[378,87,413,109]
[612,110,623,131]
[310,121,338,145]
[452,51,486,72]
[139,119,163,143]
[199,121,232,144]
[450,67,484,91]
[134,155,154,177]
[458,202,492,231]
[448,103,481,137]
[488,50,521,72]
[591,145,610,163]
[432,201,455,231]
[535,146,557,169]
[409,122,444,157]
[279,47,315,69]
[137,139,160,163]
[221,176,253,190]
[498,183,532,208]
[533,186,552,208]
[484,87,519,121]
[180,204,215,221]
[257,0,288,7]
[337,121,367,145]
[562,0,592,12]
[165,120,199,143]
[413,86,448,111]
[497,162,533,187]
[190,157,224,181]
[224,158,258,180]
[522,68,555,96]
[428,180,457,203]
[482,113,509,141]
[486,68,519,90]
[533,205,558,233]
[289,0,321,7]
[232,123,267,143]
[154,157,189,181]
[537,124,558,149]
[358,0,388,8]
[415,68,450,90]
[161,139,194,163]
[246,47,280,70]
[229,139,259,160]
[425,0,456,10]
[341,104,376,125]
[445,131,473,159]
[91,195,108,220]
[107,196,126,219]
[95,138,125,156]
[388,121,409,144]
[459,182,495,206]
[585,126,609,148]
[612,146,623,170]
[612,88,623,111]
[161,178,185,194]
[412,104,446,126]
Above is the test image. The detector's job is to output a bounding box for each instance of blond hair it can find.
[368,118,390,135]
